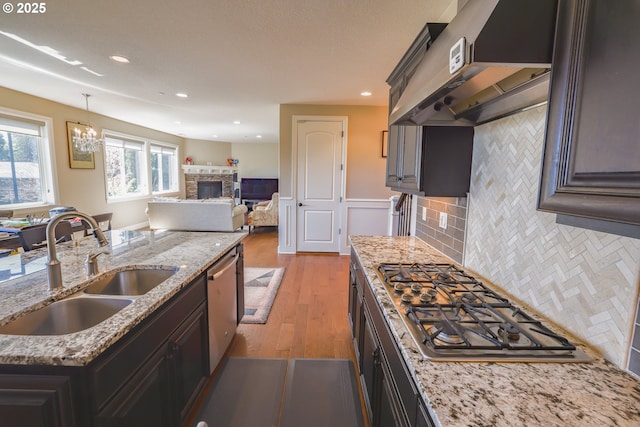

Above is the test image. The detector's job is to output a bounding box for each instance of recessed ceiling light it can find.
[176,92,189,98]
[212,134,218,138]
[233,120,241,125]
[174,121,181,124]
[256,135,262,138]
[361,91,372,97]
[110,55,130,64]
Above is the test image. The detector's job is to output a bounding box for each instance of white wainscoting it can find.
[277,197,391,254]
[278,197,298,254]
[341,199,392,254]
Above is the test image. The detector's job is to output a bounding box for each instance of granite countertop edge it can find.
[0,229,247,367]
[349,235,640,427]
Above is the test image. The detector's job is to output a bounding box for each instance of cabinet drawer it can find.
[90,276,206,410]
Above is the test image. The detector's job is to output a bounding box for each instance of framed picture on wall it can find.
[381,130,388,158]
[66,121,95,169]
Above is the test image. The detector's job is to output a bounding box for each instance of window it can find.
[104,134,147,200]
[103,131,179,202]
[150,143,178,194]
[0,109,56,209]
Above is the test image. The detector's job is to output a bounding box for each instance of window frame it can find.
[102,129,180,204]
[0,107,58,210]
[149,140,179,195]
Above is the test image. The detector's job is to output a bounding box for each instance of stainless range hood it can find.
[389,0,558,127]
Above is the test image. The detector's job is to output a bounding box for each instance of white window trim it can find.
[102,129,180,204]
[149,139,180,195]
[0,106,58,209]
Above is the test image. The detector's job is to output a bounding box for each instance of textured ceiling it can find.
[0,0,456,143]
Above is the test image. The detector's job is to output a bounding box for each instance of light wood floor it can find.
[187,227,370,427]
[227,227,356,362]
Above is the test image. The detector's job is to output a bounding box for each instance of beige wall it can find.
[279,104,395,200]
[2,88,394,228]
[183,138,232,166]
[1,86,183,228]
[231,142,278,179]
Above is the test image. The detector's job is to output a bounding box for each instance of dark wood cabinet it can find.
[93,276,208,426]
[416,400,435,427]
[236,243,245,324]
[538,0,640,234]
[94,348,171,427]
[360,310,377,422]
[348,263,364,365]
[95,301,208,427]
[348,251,434,427]
[386,126,474,197]
[94,302,208,427]
[386,126,421,192]
[378,354,409,427]
[0,374,78,427]
[0,271,210,427]
[169,305,209,423]
[385,22,474,197]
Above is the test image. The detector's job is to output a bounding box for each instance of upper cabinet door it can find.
[538,0,640,230]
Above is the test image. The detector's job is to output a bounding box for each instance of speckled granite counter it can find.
[350,235,640,427]
[0,229,246,366]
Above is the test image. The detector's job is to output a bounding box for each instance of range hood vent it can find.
[389,0,558,127]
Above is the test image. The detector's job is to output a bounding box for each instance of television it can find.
[240,178,278,201]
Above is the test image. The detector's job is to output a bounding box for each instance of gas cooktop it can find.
[376,263,590,363]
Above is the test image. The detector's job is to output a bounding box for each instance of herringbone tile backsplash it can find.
[463,106,640,369]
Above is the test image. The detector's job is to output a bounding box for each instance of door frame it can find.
[290,115,347,253]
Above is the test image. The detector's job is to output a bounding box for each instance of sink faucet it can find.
[46,212,109,291]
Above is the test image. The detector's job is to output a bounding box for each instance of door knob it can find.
[298,202,303,207]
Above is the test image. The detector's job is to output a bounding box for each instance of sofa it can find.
[147,198,247,232]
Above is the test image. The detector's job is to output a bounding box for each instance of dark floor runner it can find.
[192,357,287,427]
[279,358,365,427]
[192,357,364,427]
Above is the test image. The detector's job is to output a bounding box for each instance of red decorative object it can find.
[185,157,193,165]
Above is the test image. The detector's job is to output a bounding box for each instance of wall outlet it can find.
[422,206,427,221]
[439,212,448,230]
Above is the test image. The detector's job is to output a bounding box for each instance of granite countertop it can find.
[350,235,640,427]
[0,229,246,367]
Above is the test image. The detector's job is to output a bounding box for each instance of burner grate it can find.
[376,262,590,362]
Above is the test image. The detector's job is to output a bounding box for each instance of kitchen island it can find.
[350,235,640,427]
[0,229,246,426]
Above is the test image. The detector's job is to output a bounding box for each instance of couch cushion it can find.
[147,198,245,232]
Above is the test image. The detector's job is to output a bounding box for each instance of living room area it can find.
[2,87,393,256]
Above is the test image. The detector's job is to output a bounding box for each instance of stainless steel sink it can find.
[0,297,133,336]
[83,267,177,296]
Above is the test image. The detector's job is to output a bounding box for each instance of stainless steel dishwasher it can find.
[206,247,239,373]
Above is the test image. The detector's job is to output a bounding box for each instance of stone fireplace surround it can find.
[185,174,234,199]
[183,165,238,200]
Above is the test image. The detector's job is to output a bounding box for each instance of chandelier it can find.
[73,93,104,153]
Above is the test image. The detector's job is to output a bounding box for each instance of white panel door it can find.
[296,120,343,252]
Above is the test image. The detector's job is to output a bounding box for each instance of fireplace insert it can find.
[197,181,222,199]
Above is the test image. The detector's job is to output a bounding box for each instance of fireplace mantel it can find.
[182,165,237,175]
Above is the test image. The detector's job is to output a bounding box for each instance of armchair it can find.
[247,192,278,231]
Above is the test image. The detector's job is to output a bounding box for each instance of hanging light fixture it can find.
[73,93,104,153]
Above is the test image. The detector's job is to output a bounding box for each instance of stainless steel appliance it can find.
[389,0,558,127]
[376,263,590,362]
[207,247,239,372]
